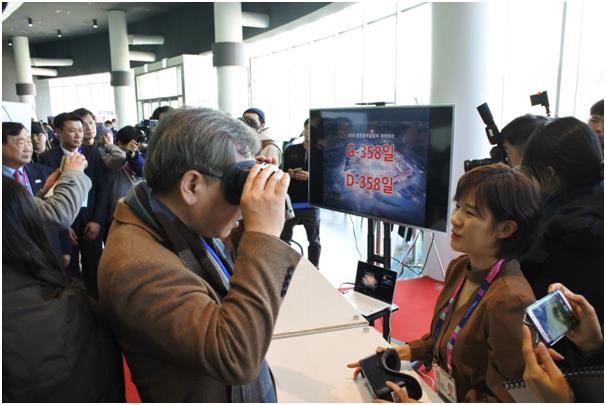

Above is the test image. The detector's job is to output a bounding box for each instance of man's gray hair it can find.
[144,107,261,193]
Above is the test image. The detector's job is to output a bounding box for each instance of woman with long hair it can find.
[521,116,603,322]
[2,176,124,402]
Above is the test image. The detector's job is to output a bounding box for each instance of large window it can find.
[47,72,115,120]
[135,66,183,120]
[247,1,603,141]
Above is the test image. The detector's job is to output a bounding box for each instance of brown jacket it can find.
[408,255,535,402]
[97,200,302,402]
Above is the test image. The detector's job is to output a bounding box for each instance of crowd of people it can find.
[2,99,603,402]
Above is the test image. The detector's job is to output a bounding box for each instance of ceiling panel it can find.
[2,2,180,43]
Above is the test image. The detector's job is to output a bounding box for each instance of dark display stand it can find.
[365,218,397,341]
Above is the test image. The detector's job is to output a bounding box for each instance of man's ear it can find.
[496,220,518,240]
[179,170,203,206]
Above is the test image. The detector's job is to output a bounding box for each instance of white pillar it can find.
[425,3,497,280]
[213,2,248,117]
[12,36,36,106]
[108,10,137,127]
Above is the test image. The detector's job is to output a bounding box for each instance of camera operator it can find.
[102,125,145,242]
[521,117,603,323]
[96,123,127,171]
[97,107,302,402]
[501,114,549,168]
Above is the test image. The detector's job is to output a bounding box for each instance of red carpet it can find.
[374,276,444,343]
[123,356,141,403]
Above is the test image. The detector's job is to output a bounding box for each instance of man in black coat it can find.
[39,112,109,298]
[280,119,321,267]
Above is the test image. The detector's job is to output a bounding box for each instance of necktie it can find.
[13,170,24,186]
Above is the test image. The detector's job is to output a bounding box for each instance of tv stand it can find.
[366,218,396,341]
[367,218,392,269]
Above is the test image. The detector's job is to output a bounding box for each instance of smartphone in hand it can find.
[525,290,578,346]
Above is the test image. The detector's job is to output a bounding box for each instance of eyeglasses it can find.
[193,169,223,180]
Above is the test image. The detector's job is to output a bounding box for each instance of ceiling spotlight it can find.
[8,39,13,46]
[93,19,98,29]
[57,30,62,38]
[27,17,33,27]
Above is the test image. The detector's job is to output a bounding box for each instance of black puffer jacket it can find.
[2,264,125,402]
[521,181,604,322]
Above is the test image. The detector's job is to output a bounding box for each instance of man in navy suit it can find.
[39,112,109,298]
[2,121,70,266]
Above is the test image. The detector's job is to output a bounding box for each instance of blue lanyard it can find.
[200,238,231,281]
[432,258,504,372]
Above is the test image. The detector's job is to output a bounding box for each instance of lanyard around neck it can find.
[433,258,505,373]
[199,237,231,281]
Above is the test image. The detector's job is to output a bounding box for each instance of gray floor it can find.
[288,209,428,288]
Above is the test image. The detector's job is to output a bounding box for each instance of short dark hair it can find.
[2,122,26,144]
[590,99,604,117]
[454,163,542,259]
[115,125,140,144]
[73,107,95,120]
[522,117,602,191]
[31,122,44,135]
[150,106,173,120]
[104,120,113,126]
[501,114,549,147]
[53,112,83,131]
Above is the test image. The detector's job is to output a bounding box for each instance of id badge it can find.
[435,364,458,403]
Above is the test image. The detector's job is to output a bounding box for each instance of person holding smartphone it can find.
[521,117,603,323]
[522,283,603,402]
[348,163,541,402]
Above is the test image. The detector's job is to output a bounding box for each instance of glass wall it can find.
[47,72,115,120]
[246,1,604,141]
[135,65,183,121]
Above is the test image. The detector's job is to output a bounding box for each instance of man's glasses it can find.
[193,169,223,180]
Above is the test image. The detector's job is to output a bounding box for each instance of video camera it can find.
[463,103,507,172]
[134,119,159,144]
[530,90,551,116]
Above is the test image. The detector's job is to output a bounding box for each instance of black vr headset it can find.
[359,348,423,401]
[223,160,295,219]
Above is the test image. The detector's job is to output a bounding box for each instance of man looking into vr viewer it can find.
[97,107,302,402]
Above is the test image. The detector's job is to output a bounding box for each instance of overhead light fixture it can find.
[27,17,33,27]
[57,30,62,38]
[8,39,13,46]
[93,19,98,29]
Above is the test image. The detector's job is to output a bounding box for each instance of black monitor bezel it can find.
[308,104,455,233]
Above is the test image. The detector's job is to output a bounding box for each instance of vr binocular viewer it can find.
[223,160,295,220]
[359,348,423,401]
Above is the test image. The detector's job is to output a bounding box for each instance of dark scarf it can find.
[124,182,276,402]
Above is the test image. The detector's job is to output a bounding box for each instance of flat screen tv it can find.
[308,105,454,233]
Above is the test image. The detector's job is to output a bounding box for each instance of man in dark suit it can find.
[2,121,69,266]
[39,112,109,298]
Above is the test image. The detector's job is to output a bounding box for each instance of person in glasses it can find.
[97,107,302,402]
[348,163,541,402]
